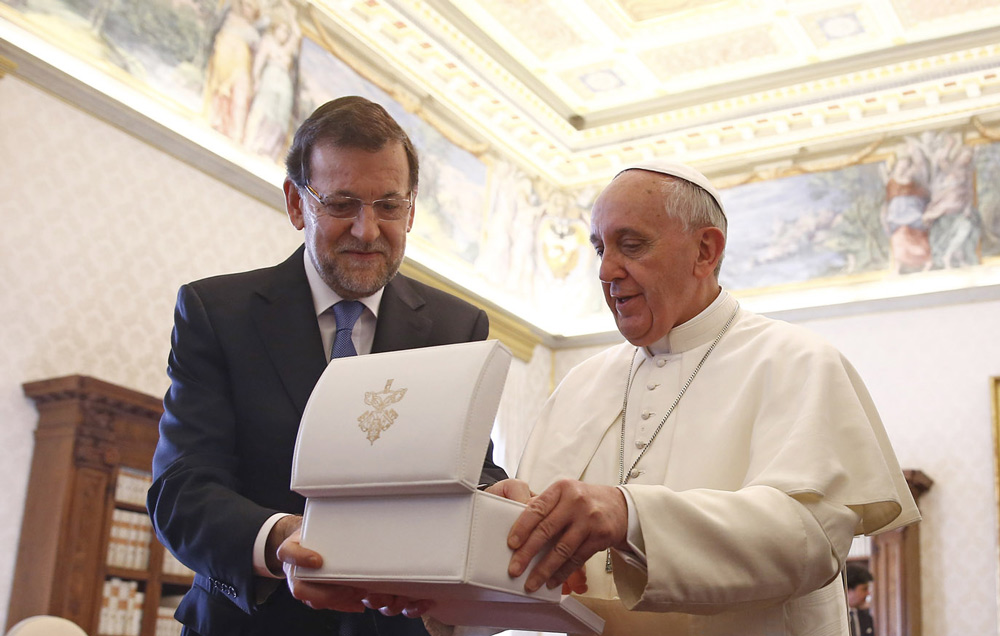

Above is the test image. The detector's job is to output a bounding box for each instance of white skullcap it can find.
[616,160,726,217]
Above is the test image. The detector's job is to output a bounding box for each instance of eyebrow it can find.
[321,188,408,199]
[591,226,644,245]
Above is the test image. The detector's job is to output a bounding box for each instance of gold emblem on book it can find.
[357,379,407,444]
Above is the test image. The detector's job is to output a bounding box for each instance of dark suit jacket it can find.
[147,246,507,636]
[850,608,875,636]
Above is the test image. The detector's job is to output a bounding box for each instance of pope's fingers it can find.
[507,486,569,579]
[509,481,629,592]
[544,553,590,591]
[522,524,591,593]
[507,481,568,551]
[562,567,588,595]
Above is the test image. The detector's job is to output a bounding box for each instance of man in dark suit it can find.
[846,563,875,636]
[147,96,507,636]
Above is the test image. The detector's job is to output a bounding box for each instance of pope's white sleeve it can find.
[613,484,859,614]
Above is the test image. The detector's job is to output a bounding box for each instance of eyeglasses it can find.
[303,184,413,221]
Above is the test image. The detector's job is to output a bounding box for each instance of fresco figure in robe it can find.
[923,135,981,269]
[244,0,301,161]
[883,151,932,273]
[204,0,262,142]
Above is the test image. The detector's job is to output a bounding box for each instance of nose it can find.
[598,250,623,285]
[350,205,381,242]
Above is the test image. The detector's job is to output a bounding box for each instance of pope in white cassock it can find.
[499,160,921,636]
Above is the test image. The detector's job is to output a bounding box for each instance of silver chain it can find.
[606,305,738,572]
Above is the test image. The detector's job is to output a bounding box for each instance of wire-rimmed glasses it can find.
[302,184,413,221]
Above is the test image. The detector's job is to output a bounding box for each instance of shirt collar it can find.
[302,249,383,319]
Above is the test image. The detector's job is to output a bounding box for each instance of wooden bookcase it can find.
[7,375,190,636]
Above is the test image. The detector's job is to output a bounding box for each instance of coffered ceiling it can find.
[309,0,1000,187]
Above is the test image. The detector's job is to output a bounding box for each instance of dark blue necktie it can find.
[330,300,364,359]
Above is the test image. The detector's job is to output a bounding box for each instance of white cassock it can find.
[516,290,919,636]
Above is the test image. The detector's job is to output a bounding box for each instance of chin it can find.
[619,326,668,348]
[617,328,648,347]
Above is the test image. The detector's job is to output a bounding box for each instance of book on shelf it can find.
[106,509,152,571]
[115,467,153,508]
[99,578,144,636]
[161,549,195,578]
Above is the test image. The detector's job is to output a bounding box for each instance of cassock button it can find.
[629,469,643,479]
[635,440,647,449]
[646,383,658,390]
[656,359,667,367]
[640,410,652,420]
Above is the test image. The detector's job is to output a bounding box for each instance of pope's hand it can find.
[506,479,627,593]
[562,566,588,595]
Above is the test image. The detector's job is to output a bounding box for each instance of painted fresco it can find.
[719,131,996,293]
[3,0,999,327]
[973,140,1000,260]
[476,160,604,319]
[1,0,485,263]
[206,0,301,161]
[294,37,487,264]
[3,0,219,112]
[883,131,981,273]
[719,162,887,291]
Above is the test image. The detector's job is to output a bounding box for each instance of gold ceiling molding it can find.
[972,115,1000,141]
[0,54,15,79]
[304,4,490,158]
[300,1,1000,191]
[397,259,542,362]
[728,135,887,185]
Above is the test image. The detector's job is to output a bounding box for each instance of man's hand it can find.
[276,525,367,612]
[506,479,628,593]
[362,595,433,619]
[484,478,533,503]
[270,515,433,616]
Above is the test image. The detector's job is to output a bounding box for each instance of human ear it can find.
[406,196,417,232]
[283,178,305,230]
[694,226,726,279]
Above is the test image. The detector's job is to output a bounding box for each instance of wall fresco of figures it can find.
[3,0,1000,324]
[718,131,1000,293]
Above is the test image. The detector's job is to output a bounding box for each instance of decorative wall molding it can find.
[0,53,13,78]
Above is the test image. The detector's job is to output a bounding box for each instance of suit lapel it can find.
[251,247,328,416]
[251,265,431,414]
[371,275,433,353]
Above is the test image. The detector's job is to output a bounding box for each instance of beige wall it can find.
[0,74,299,622]
[2,73,999,635]
[797,303,1000,636]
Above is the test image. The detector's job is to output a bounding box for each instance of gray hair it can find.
[658,176,727,278]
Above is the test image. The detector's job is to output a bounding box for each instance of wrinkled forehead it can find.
[613,160,726,216]
[590,172,683,241]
